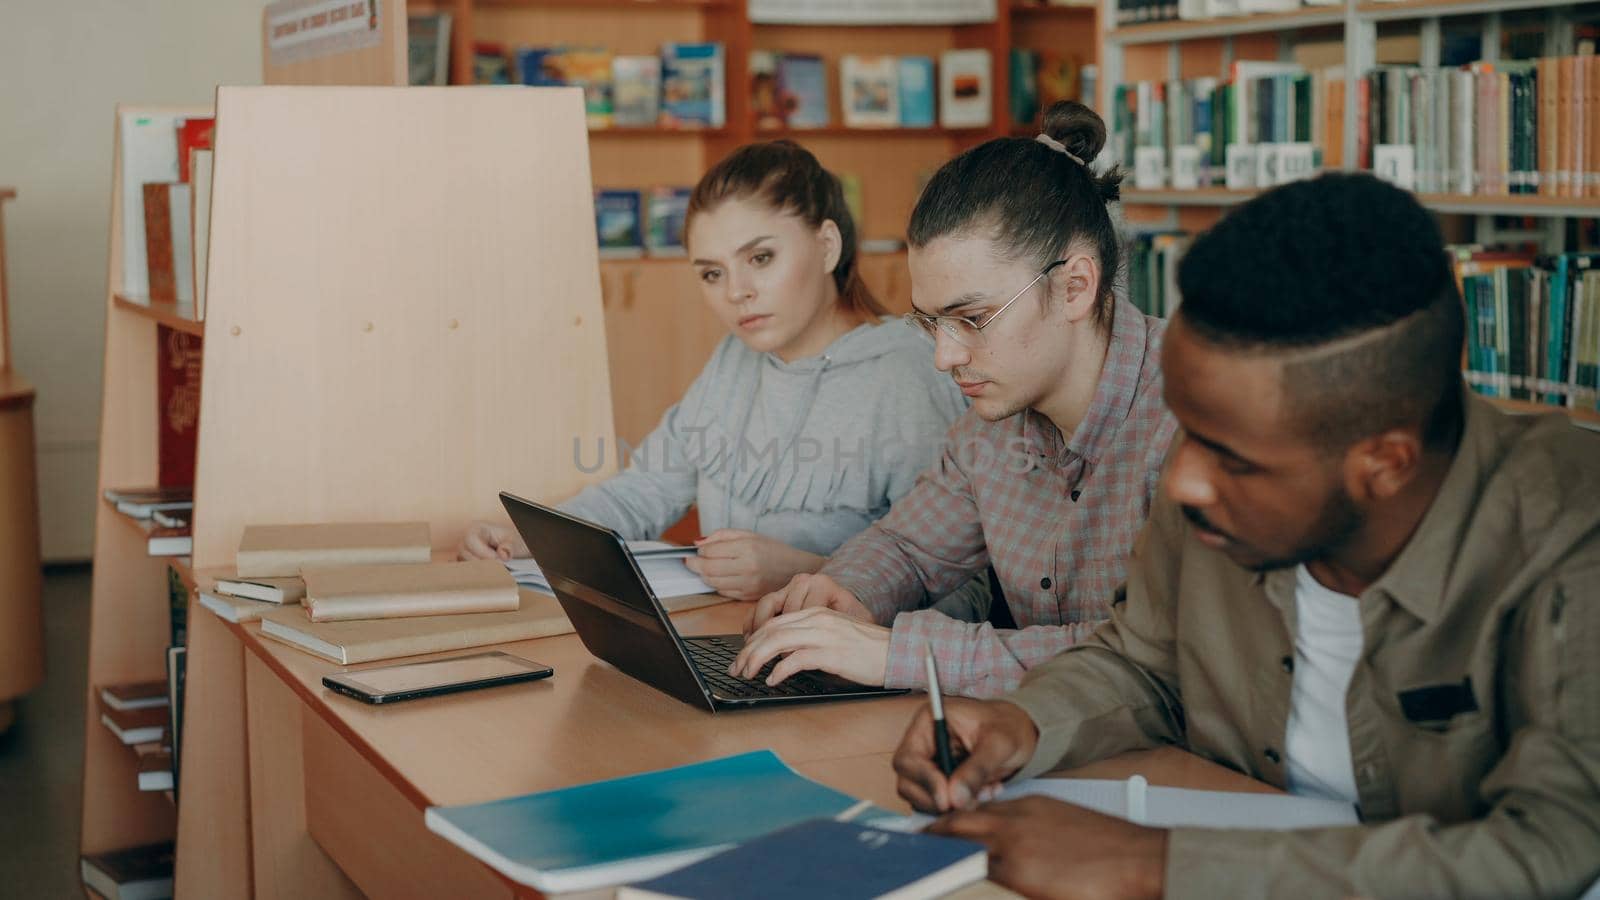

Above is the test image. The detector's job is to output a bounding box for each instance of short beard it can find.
[1246,484,1364,573]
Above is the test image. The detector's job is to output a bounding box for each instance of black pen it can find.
[924,649,953,777]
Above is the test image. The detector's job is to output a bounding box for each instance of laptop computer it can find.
[500,491,908,712]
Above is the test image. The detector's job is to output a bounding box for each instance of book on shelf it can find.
[191,148,213,321]
[939,49,992,129]
[474,42,512,85]
[301,559,519,622]
[750,51,785,129]
[80,841,174,900]
[613,55,663,127]
[175,117,213,184]
[1010,49,1040,128]
[646,187,691,257]
[104,485,192,519]
[213,575,305,604]
[423,750,872,894]
[514,47,562,86]
[898,56,937,128]
[156,325,201,487]
[1129,233,1192,319]
[99,681,168,713]
[777,53,828,129]
[555,48,615,129]
[152,508,189,529]
[141,519,192,557]
[142,183,194,308]
[839,173,865,237]
[595,189,645,258]
[408,12,453,86]
[234,521,432,578]
[199,591,280,624]
[118,110,184,301]
[840,55,900,129]
[166,644,185,792]
[99,701,167,746]
[136,745,174,793]
[617,819,986,900]
[166,562,188,649]
[1036,51,1084,112]
[661,42,726,129]
[258,590,573,665]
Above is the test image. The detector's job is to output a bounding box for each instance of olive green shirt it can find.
[1007,395,1600,899]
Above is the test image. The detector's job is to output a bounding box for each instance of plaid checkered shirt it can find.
[821,298,1177,697]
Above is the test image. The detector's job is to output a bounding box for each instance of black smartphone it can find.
[322,651,553,704]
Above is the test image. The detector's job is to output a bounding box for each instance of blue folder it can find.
[423,750,867,893]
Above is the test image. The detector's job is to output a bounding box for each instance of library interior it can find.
[1,0,1597,898]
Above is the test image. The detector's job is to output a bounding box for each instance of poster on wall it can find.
[265,0,383,66]
[748,0,998,25]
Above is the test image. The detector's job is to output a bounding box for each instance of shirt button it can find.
[1264,747,1281,764]
[1040,577,1052,590]
[1281,656,1294,674]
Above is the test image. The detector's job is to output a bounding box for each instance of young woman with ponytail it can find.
[460,141,969,603]
[734,102,1179,697]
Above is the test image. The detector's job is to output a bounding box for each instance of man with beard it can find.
[892,174,1600,899]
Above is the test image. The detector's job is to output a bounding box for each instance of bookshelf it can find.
[1101,0,1600,423]
[425,0,1103,439]
[0,186,44,735]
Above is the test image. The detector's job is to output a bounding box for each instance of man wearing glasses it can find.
[729,128,1175,697]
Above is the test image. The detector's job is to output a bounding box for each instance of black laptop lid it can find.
[498,492,714,710]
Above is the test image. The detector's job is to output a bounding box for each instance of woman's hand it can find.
[681,530,824,602]
[457,521,529,561]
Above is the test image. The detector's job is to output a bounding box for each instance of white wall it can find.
[0,1,263,560]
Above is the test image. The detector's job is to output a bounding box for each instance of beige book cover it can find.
[258,590,575,665]
[213,575,306,605]
[236,522,431,577]
[199,591,279,624]
[302,560,518,622]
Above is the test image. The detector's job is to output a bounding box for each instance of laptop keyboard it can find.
[684,636,857,700]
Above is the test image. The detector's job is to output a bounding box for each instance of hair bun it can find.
[1040,100,1107,167]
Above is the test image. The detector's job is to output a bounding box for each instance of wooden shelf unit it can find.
[81,104,212,873]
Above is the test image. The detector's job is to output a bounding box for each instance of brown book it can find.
[136,745,174,792]
[1580,55,1593,196]
[1539,57,1558,197]
[258,590,573,664]
[99,681,169,712]
[1560,57,1576,198]
[302,559,519,622]
[213,575,306,605]
[99,700,168,745]
[236,522,431,578]
[141,182,193,305]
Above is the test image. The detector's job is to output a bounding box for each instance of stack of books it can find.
[595,187,692,259]
[1453,247,1600,412]
[749,49,993,130]
[1111,62,1341,191]
[1363,57,1600,198]
[473,42,727,130]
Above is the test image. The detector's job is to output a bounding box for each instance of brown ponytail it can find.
[688,140,887,319]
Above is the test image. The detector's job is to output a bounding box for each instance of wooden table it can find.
[210,599,1277,899]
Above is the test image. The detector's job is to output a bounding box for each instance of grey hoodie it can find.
[561,317,967,555]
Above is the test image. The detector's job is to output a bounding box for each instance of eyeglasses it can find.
[903,259,1068,348]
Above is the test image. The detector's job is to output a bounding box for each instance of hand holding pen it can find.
[890,651,1043,814]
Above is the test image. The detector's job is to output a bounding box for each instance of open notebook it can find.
[505,541,713,599]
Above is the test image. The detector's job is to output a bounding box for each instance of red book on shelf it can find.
[176,117,215,184]
[157,325,202,489]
